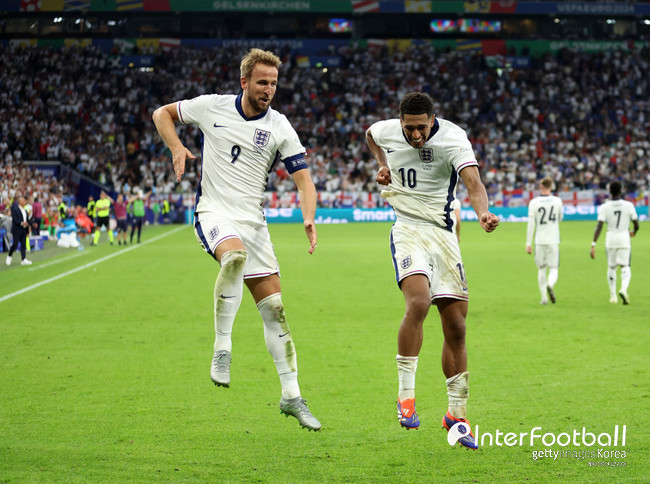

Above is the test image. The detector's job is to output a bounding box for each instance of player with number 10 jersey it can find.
[366,92,499,449]
[368,117,477,230]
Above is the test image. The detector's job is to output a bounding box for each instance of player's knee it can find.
[444,318,466,345]
[405,295,431,322]
[221,249,248,270]
[258,293,285,322]
[219,249,248,280]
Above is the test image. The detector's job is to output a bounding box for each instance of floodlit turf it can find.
[1,221,648,482]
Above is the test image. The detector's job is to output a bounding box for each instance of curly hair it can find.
[399,92,434,118]
[609,181,622,197]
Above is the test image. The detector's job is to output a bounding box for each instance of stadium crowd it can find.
[1,41,649,209]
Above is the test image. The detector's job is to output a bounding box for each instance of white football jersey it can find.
[369,117,477,229]
[597,199,638,248]
[177,94,307,223]
[526,195,563,246]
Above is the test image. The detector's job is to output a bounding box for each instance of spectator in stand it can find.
[0,200,11,252]
[5,194,32,266]
[42,206,59,239]
[57,196,67,222]
[74,205,94,236]
[57,208,81,249]
[1,44,650,204]
[113,193,129,245]
[31,195,43,237]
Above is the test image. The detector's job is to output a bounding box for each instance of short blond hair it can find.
[240,48,281,80]
[540,177,554,190]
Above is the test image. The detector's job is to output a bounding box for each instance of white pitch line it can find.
[0,226,185,304]
[28,249,90,270]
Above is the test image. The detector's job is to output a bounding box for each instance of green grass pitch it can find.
[1,220,648,482]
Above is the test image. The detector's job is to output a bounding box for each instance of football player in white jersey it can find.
[152,48,321,430]
[590,181,639,304]
[525,177,563,305]
[366,92,499,449]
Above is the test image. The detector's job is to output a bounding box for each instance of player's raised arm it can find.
[459,166,499,233]
[366,128,391,186]
[292,168,318,254]
[152,102,196,182]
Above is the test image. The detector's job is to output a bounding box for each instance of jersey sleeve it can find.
[367,119,391,147]
[176,94,212,125]
[597,204,607,222]
[277,116,307,174]
[447,127,478,173]
[629,202,639,221]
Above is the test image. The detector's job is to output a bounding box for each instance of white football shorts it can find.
[606,247,631,267]
[534,244,559,268]
[390,220,469,302]
[193,211,280,279]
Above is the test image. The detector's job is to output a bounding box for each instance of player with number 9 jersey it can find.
[177,93,307,224]
[152,48,321,431]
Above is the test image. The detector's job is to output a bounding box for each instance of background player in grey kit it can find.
[590,181,639,304]
[152,48,321,430]
[526,177,563,304]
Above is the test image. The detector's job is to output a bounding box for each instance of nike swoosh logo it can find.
[214,124,226,128]
[387,149,395,153]
[279,331,291,337]
[220,294,235,299]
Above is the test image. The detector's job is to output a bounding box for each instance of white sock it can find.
[607,267,617,297]
[258,293,300,399]
[213,250,247,353]
[538,268,548,300]
[396,355,418,401]
[620,266,631,293]
[547,267,558,288]
[446,371,469,419]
